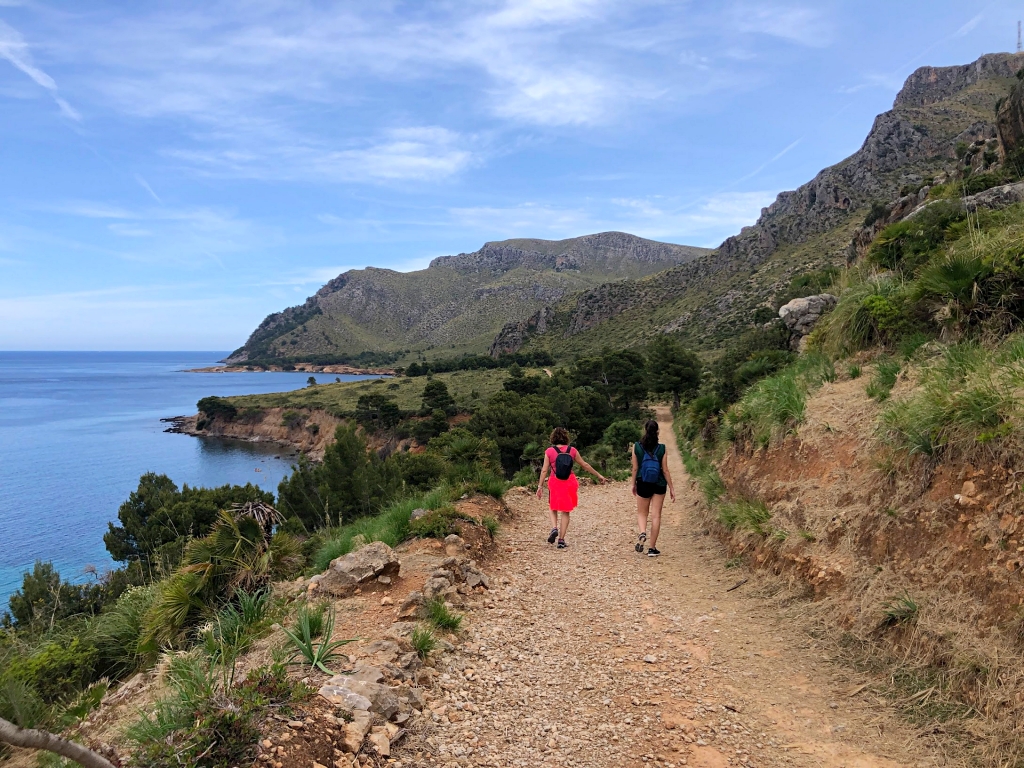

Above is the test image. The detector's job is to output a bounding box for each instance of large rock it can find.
[317,541,400,595]
[322,675,400,720]
[341,710,372,753]
[778,294,837,349]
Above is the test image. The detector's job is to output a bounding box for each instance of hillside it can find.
[226,232,710,364]
[507,52,1024,358]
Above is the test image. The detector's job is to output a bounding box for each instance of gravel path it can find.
[413,409,943,768]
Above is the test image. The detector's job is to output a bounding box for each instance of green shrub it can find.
[408,506,460,539]
[881,592,920,627]
[847,364,862,379]
[4,638,98,704]
[879,342,1018,461]
[425,597,462,632]
[717,498,773,535]
[510,466,538,488]
[0,677,46,728]
[411,626,437,659]
[482,516,500,538]
[282,605,353,674]
[866,358,901,402]
[93,585,156,677]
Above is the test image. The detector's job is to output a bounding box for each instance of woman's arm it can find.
[661,453,676,502]
[629,448,638,497]
[535,453,551,499]
[573,452,607,483]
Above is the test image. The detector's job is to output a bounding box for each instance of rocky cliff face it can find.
[227,232,709,363]
[997,74,1024,154]
[503,52,1024,356]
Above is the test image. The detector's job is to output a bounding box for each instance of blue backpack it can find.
[638,443,662,484]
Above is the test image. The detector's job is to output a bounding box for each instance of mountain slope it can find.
[227,232,709,363]
[510,52,1024,357]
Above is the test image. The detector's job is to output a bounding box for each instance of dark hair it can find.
[640,420,659,453]
[550,427,570,445]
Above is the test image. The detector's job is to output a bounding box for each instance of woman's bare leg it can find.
[636,495,651,537]
[558,511,570,540]
[548,508,558,531]
[648,493,666,548]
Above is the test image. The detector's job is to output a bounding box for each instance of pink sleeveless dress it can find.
[545,445,579,512]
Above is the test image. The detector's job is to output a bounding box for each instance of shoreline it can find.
[161,409,341,458]
[186,363,396,375]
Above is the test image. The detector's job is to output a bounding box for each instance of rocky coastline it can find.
[186,363,396,375]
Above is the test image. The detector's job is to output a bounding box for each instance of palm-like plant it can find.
[143,505,301,646]
[282,605,353,674]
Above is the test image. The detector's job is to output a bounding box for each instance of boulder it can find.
[410,507,430,521]
[778,294,837,349]
[318,541,401,595]
[350,663,385,683]
[422,576,453,600]
[368,728,391,756]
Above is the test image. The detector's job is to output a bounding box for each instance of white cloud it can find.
[0,19,80,119]
[735,4,833,48]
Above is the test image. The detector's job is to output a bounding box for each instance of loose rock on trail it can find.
[406,408,941,768]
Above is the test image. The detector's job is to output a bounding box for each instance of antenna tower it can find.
[1018,20,1022,53]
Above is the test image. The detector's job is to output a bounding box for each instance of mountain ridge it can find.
[226,231,709,364]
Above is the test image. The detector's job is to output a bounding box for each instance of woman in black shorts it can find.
[630,419,675,557]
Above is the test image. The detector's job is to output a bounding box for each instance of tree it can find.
[646,336,702,409]
[573,350,648,412]
[307,376,317,387]
[103,474,273,565]
[420,380,455,415]
[277,425,397,529]
[0,717,115,768]
[355,393,402,432]
[3,562,105,628]
[468,392,555,475]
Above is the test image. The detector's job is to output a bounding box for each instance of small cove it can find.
[0,352,380,605]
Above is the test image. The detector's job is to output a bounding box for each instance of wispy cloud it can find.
[0,19,80,120]
[734,4,833,48]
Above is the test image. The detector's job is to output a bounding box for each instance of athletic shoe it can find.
[557,539,568,549]
[547,527,559,544]
[635,532,647,553]
[647,547,661,558]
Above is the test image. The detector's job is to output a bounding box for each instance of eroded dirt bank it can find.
[707,379,1024,763]
[166,407,343,458]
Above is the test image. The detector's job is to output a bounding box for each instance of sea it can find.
[0,352,381,607]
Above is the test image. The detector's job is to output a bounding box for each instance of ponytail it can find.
[640,420,659,453]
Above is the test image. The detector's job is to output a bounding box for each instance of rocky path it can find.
[410,409,944,768]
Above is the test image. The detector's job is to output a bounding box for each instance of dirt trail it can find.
[411,408,943,768]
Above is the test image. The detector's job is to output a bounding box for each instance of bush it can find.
[197,396,237,421]
[408,507,460,539]
[93,585,156,677]
[3,637,98,704]
[866,358,900,401]
[411,626,437,659]
[717,498,772,535]
[425,597,462,632]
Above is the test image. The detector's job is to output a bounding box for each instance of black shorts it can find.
[636,480,667,499]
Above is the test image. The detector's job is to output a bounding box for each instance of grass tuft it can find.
[425,597,463,632]
[410,626,438,659]
[881,592,920,627]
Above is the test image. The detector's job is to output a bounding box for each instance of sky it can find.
[0,1,1021,350]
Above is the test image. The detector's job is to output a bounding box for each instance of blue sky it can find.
[0,1,1020,350]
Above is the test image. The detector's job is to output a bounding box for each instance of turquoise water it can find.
[0,352,379,606]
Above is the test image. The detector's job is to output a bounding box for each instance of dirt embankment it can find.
[166,408,344,458]
[704,377,1024,760]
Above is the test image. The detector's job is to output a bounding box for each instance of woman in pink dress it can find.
[536,427,607,549]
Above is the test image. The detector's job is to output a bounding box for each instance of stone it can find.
[367,729,391,756]
[397,591,425,619]
[350,663,385,683]
[323,676,400,719]
[444,534,467,556]
[362,639,401,662]
[318,541,401,595]
[341,710,372,753]
[318,685,372,712]
[398,652,422,671]
[410,507,430,520]
[422,576,452,600]
[643,655,657,664]
[778,294,837,349]
[377,575,392,585]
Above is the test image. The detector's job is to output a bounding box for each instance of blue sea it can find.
[0,352,380,606]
